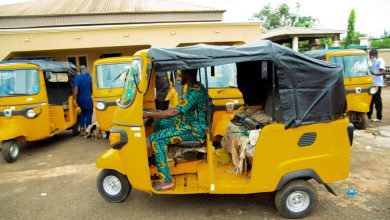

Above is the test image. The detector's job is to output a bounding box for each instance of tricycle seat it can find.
[170,140,204,148]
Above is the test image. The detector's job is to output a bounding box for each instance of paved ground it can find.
[0,87,390,220]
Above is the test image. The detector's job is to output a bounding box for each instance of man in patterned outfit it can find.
[143,69,207,191]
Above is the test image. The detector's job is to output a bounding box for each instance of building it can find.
[0,0,262,68]
[260,26,345,52]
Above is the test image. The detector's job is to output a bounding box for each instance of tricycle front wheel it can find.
[97,169,132,203]
[275,180,318,219]
[1,140,21,163]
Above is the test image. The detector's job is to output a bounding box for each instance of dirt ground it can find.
[0,87,389,220]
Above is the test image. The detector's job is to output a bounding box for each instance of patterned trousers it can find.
[149,117,199,183]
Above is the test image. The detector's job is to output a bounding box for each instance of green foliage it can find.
[346,9,356,46]
[371,37,390,49]
[295,16,318,28]
[254,2,317,30]
[319,37,332,47]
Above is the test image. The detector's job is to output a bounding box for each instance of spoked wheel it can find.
[352,112,369,130]
[275,180,318,219]
[97,169,132,203]
[1,140,21,163]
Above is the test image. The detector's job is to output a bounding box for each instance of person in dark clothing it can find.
[73,65,93,131]
[155,71,170,110]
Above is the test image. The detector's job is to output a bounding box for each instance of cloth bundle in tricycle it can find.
[221,107,272,174]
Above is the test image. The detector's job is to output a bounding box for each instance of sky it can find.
[0,0,389,37]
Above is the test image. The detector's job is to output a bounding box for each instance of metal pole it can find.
[203,67,212,140]
[271,63,276,122]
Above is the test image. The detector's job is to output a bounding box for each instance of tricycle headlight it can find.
[96,102,106,111]
[368,86,378,95]
[25,109,36,118]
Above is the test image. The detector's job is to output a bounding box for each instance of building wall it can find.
[0,22,262,67]
[378,49,390,66]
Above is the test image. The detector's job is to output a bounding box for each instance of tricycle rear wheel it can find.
[1,140,21,163]
[275,179,318,219]
[97,169,132,203]
[352,112,368,130]
[72,123,80,136]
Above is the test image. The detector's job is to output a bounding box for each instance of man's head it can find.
[79,65,89,74]
[180,69,197,85]
[369,49,379,59]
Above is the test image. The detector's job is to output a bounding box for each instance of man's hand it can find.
[74,100,78,106]
[143,111,150,118]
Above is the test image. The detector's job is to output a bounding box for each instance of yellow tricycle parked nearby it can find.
[96,41,353,219]
[92,57,132,131]
[0,61,80,163]
[304,49,376,129]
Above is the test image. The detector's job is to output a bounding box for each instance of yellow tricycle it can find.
[92,57,132,131]
[304,49,376,129]
[0,61,80,163]
[96,41,353,219]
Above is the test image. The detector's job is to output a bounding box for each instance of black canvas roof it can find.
[148,40,346,128]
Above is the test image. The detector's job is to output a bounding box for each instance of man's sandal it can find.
[153,182,175,191]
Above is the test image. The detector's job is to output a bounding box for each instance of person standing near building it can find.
[73,65,93,131]
[368,49,386,122]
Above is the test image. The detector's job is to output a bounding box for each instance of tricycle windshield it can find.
[330,55,370,78]
[96,63,131,89]
[120,59,141,106]
[0,69,40,97]
[199,64,237,88]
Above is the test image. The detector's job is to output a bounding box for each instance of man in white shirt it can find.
[367,49,386,122]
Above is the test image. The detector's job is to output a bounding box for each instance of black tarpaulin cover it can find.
[302,50,328,60]
[148,40,346,128]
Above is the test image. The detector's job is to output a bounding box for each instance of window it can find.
[330,55,370,78]
[198,64,237,88]
[120,59,141,107]
[100,53,122,59]
[96,63,131,89]
[67,56,88,69]
[0,69,40,97]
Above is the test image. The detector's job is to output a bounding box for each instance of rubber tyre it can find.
[97,169,132,203]
[72,123,80,136]
[275,180,318,219]
[1,140,21,163]
[353,112,368,130]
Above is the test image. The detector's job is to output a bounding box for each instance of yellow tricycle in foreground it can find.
[92,57,132,131]
[304,49,376,129]
[0,61,80,162]
[96,41,353,219]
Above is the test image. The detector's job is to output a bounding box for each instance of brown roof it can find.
[0,0,225,29]
[0,0,222,16]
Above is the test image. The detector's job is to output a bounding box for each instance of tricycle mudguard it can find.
[0,120,26,141]
[96,148,126,175]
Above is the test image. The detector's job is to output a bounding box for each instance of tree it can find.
[346,9,356,46]
[254,2,317,30]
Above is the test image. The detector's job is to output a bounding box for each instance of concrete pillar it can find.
[292,36,299,52]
